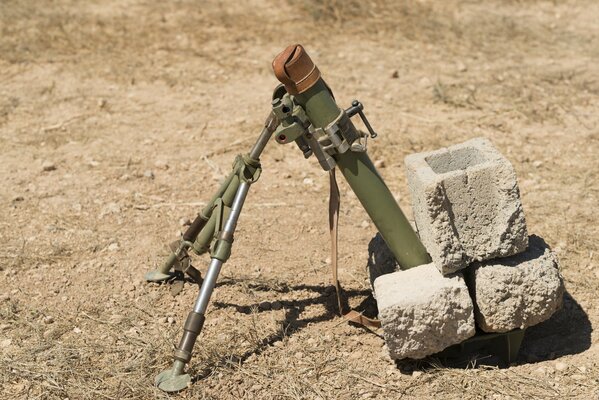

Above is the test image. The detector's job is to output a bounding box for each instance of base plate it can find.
[144,269,174,283]
[435,328,526,365]
[155,368,192,392]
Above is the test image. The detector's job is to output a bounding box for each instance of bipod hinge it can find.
[233,153,262,184]
[169,240,202,284]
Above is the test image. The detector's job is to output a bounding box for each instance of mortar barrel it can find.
[272,44,431,269]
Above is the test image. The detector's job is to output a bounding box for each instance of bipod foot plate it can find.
[144,269,174,283]
[155,361,191,392]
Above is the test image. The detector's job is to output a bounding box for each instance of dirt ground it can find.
[1,0,598,399]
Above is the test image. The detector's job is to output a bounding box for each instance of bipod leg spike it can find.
[145,240,194,283]
[144,251,177,282]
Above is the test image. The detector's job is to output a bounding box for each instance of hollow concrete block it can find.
[466,235,565,333]
[405,137,528,275]
[374,263,476,360]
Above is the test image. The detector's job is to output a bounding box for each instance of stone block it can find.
[405,137,528,274]
[466,235,565,333]
[374,263,476,360]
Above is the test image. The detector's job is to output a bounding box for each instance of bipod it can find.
[150,114,279,392]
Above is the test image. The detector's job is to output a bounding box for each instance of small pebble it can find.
[43,315,54,324]
[250,384,262,392]
[374,159,386,168]
[555,361,568,372]
[42,161,56,172]
[143,170,155,179]
[167,316,175,324]
[419,77,431,87]
[412,370,423,378]
[179,218,192,226]
[303,178,314,186]
[73,327,82,334]
[456,61,468,72]
[154,160,169,170]
[101,202,121,215]
[360,220,370,228]
[391,70,399,79]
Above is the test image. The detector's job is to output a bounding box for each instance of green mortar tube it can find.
[295,80,431,269]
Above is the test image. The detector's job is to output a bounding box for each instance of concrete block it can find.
[405,137,528,274]
[467,235,565,333]
[374,263,476,360]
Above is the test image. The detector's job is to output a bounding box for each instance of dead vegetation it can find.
[1,0,598,399]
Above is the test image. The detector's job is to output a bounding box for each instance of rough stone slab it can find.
[374,263,475,360]
[405,137,528,274]
[466,235,565,333]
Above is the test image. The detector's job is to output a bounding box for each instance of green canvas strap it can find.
[329,168,381,329]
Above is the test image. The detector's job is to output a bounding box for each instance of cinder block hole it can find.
[425,146,488,174]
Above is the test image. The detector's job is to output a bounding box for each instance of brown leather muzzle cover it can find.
[272,44,321,95]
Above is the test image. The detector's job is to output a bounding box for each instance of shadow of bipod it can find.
[181,279,381,382]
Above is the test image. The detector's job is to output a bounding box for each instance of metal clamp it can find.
[344,100,378,138]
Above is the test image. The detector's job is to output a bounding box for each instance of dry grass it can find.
[1,0,598,399]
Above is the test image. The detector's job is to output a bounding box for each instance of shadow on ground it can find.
[160,246,592,379]
[407,291,592,372]
[518,291,592,362]
[179,279,381,381]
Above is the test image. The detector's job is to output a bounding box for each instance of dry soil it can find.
[1,1,598,399]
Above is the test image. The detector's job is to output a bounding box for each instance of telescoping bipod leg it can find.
[153,114,278,392]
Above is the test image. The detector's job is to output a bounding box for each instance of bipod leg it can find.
[144,113,278,284]
[144,168,240,283]
[155,181,251,392]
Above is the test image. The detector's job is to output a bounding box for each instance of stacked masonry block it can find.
[404,137,529,275]
[370,137,564,360]
[374,263,475,359]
